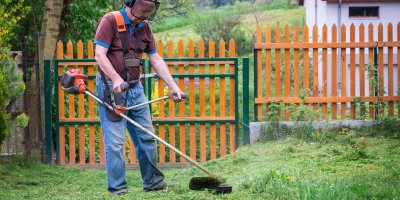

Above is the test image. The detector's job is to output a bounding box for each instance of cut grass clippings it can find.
[1,130,399,200]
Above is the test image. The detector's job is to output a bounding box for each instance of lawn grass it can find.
[1,130,399,199]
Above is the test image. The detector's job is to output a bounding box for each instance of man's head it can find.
[124,0,161,21]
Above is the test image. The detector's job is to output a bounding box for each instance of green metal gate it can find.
[44,57,250,167]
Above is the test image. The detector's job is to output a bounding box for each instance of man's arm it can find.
[95,44,124,92]
[148,52,184,101]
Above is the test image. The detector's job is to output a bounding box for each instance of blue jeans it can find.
[96,77,165,194]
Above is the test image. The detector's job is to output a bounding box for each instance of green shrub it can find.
[369,116,400,139]
[193,11,254,55]
[0,48,27,148]
[0,110,11,147]
[194,12,240,41]
[0,1,28,149]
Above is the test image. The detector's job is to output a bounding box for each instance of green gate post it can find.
[54,60,60,164]
[242,58,250,145]
[44,60,52,164]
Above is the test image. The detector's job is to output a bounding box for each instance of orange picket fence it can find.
[254,23,400,121]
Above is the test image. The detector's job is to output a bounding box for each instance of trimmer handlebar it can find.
[60,69,186,113]
[120,81,187,100]
[119,81,134,92]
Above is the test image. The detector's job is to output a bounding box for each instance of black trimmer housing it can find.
[189,176,232,194]
[60,68,88,94]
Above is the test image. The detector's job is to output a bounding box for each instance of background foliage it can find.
[0,0,29,148]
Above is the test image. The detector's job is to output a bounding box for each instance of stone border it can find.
[250,120,375,144]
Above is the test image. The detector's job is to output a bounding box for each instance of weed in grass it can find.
[294,124,315,141]
[343,140,369,161]
[368,116,400,139]
[297,180,355,200]
[239,169,298,198]
[326,146,342,156]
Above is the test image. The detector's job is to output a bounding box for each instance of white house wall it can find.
[305,1,399,48]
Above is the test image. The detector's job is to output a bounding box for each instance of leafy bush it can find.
[369,116,400,139]
[193,11,253,55]
[0,0,28,148]
[194,12,240,41]
[0,48,27,148]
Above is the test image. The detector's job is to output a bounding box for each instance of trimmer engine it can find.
[60,68,88,94]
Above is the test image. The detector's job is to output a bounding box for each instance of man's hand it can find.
[169,86,185,102]
[112,77,125,93]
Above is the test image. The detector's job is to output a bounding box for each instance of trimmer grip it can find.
[169,93,187,100]
[120,82,130,92]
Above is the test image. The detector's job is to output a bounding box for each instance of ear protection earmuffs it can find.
[125,0,161,7]
[124,0,136,7]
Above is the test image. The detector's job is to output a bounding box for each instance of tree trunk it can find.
[25,0,63,160]
[57,0,72,42]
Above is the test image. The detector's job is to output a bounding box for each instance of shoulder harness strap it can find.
[110,10,142,85]
[111,11,126,32]
[111,11,130,66]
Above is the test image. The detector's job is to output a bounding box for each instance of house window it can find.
[349,7,379,18]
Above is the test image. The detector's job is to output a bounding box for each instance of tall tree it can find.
[25,0,64,159]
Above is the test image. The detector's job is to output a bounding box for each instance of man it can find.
[94,0,184,194]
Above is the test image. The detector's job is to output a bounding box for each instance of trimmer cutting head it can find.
[189,176,232,194]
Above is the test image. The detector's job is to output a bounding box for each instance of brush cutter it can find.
[60,68,232,194]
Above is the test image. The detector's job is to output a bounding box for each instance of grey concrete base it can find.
[250,120,375,144]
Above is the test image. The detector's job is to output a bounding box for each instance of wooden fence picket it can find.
[198,39,206,162]
[388,23,394,116]
[66,41,77,164]
[378,24,384,115]
[219,39,226,157]
[322,24,328,118]
[178,40,186,163]
[340,24,347,119]
[229,39,236,153]
[167,39,176,163]
[256,26,263,120]
[331,24,338,119]
[359,24,365,118]
[293,25,300,112]
[188,39,196,160]
[368,23,375,119]
[77,41,86,164]
[57,41,65,165]
[312,25,319,116]
[87,41,96,164]
[209,39,216,160]
[157,40,166,164]
[275,25,282,117]
[350,24,356,119]
[303,25,310,118]
[265,25,272,120]
[284,25,291,120]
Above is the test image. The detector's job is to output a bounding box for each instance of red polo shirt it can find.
[95,8,157,81]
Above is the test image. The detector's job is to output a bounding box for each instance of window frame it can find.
[348,6,380,19]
